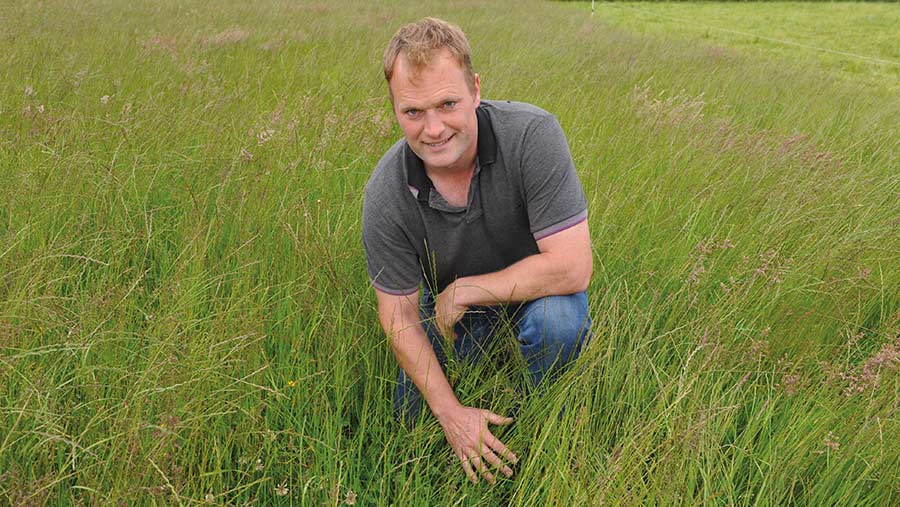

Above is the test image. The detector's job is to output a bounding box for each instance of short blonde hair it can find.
[383,17,476,93]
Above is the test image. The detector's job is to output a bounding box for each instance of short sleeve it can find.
[361,193,422,295]
[521,114,588,240]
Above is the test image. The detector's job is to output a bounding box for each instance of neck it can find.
[426,158,476,183]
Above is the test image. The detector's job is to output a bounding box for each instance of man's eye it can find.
[405,109,421,118]
[443,101,457,109]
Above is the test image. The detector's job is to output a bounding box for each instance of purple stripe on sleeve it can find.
[532,209,588,241]
[371,279,419,296]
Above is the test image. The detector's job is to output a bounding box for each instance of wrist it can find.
[430,396,463,422]
[450,277,473,307]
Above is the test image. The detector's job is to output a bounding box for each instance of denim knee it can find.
[518,292,590,344]
[515,291,591,387]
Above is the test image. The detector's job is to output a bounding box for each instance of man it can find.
[362,17,593,484]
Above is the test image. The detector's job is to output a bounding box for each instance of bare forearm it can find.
[454,251,590,307]
[389,323,461,418]
[446,221,592,308]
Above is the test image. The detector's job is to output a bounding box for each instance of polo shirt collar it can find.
[405,104,497,202]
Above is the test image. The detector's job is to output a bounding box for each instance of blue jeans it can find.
[393,289,592,424]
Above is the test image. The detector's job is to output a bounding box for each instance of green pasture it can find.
[1,0,899,505]
[579,1,900,89]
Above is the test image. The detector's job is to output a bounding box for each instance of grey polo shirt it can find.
[362,100,588,296]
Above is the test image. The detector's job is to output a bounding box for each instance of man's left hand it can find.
[435,280,468,340]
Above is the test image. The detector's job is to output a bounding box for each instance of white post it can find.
[591,0,595,17]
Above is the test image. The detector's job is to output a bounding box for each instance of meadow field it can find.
[583,1,900,89]
[2,0,899,505]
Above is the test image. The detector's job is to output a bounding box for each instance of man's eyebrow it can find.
[397,96,462,114]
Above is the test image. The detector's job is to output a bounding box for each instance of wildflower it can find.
[146,485,167,497]
[344,489,357,505]
[824,431,840,451]
[24,85,35,97]
[241,148,253,162]
[841,338,900,395]
[268,106,284,124]
[238,455,250,465]
[749,339,769,360]
[719,276,737,292]
[780,374,800,395]
[261,37,284,52]
[205,493,215,503]
[207,28,249,47]
[100,95,110,105]
[72,69,87,88]
[256,128,275,145]
[287,380,297,387]
[36,104,45,114]
[255,458,264,471]
[275,481,288,496]
[327,485,340,503]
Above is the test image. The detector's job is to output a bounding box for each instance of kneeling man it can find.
[362,17,593,484]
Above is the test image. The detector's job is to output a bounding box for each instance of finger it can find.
[470,456,496,485]
[480,447,514,478]
[436,317,448,335]
[460,456,478,484]
[439,321,457,341]
[485,433,519,465]
[441,322,457,341]
[484,410,514,426]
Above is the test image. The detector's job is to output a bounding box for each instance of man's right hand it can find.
[437,404,518,484]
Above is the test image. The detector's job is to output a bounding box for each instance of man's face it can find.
[389,50,481,174]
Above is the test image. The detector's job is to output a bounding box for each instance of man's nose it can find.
[423,110,444,139]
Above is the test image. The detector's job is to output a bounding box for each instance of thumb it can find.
[484,410,514,426]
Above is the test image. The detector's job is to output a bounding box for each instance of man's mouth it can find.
[424,134,453,148]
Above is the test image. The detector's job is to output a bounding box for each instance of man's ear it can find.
[473,73,481,107]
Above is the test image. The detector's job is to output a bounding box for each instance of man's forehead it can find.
[393,50,463,82]
[390,52,470,101]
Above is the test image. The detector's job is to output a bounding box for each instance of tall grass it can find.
[1,0,898,505]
